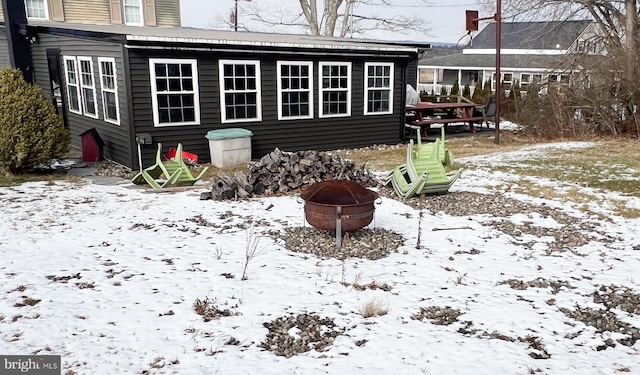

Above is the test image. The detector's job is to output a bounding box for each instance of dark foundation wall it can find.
[31,34,133,167]
[129,48,410,167]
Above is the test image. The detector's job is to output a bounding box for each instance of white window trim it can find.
[98,57,121,126]
[63,56,81,115]
[149,58,201,127]
[219,59,262,124]
[123,0,144,26]
[276,61,313,121]
[319,62,352,118]
[24,0,49,20]
[77,56,99,119]
[364,62,394,116]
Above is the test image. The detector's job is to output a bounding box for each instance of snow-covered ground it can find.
[2,141,639,375]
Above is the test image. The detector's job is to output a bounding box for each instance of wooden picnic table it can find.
[406,101,485,135]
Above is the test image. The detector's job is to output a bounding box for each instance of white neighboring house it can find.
[417,20,602,96]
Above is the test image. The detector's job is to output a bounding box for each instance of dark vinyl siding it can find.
[0,27,10,68]
[31,34,132,167]
[407,58,418,89]
[155,0,181,27]
[129,49,410,167]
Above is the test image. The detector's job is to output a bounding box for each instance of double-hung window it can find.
[520,73,531,91]
[277,61,312,120]
[149,59,200,127]
[124,0,143,26]
[77,57,99,119]
[219,60,261,123]
[319,62,351,117]
[25,0,48,19]
[98,58,120,125]
[364,63,393,115]
[63,56,81,114]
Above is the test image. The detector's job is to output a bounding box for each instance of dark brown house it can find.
[1,21,424,169]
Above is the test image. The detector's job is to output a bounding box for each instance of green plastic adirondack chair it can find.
[407,139,462,194]
[389,165,429,200]
[415,127,454,166]
[160,143,209,186]
[131,143,182,188]
[132,143,208,188]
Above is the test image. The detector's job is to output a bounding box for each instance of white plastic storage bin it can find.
[205,128,253,168]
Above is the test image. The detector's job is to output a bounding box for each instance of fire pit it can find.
[300,180,380,248]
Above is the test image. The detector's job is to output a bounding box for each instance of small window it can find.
[418,68,434,84]
[63,56,81,114]
[77,57,99,119]
[364,63,393,115]
[124,0,143,26]
[277,61,313,120]
[24,0,48,19]
[491,72,514,91]
[219,60,262,123]
[502,73,513,90]
[150,58,200,127]
[520,73,531,91]
[319,62,351,117]
[532,74,544,84]
[98,58,120,125]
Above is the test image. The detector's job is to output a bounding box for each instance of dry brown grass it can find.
[359,299,388,318]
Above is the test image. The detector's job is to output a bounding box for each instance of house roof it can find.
[27,21,424,54]
[469,20,592,50]
[417,51,595,71]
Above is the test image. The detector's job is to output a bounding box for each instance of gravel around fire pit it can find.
[275,227,404,260]
[377,188,611,254]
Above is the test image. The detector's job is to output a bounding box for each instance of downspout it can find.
[122,45,139,170]
[400,58,408,143]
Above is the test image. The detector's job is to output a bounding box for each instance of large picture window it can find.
[364,62,393,115]
[98,58,120,125]
[77,57,98,119]
[219,60,262,123]
[319,62,351,117]
[277,61,313,120]
[63,56,81,115]
[124,0,143,26]
[25,0,48,19]
[149,59,200,127]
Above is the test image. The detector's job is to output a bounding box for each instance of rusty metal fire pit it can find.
[300,180,380,249]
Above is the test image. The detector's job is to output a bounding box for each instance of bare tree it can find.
[213,0,432,38]
[479,0,640,137]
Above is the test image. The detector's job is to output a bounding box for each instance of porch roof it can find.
[417,52,588,71]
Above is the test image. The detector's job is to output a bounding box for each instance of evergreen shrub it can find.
[0,68,69,174]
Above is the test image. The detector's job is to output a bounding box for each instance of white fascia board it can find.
[463,49,567,55]
[417,65,562,73]
[125,35,418,53]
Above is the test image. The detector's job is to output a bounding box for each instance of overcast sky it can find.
[179,0,486,44]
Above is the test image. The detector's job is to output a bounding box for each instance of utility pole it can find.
[466,0,502,144]
[495,0,501,145]
[233,0,252,32]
